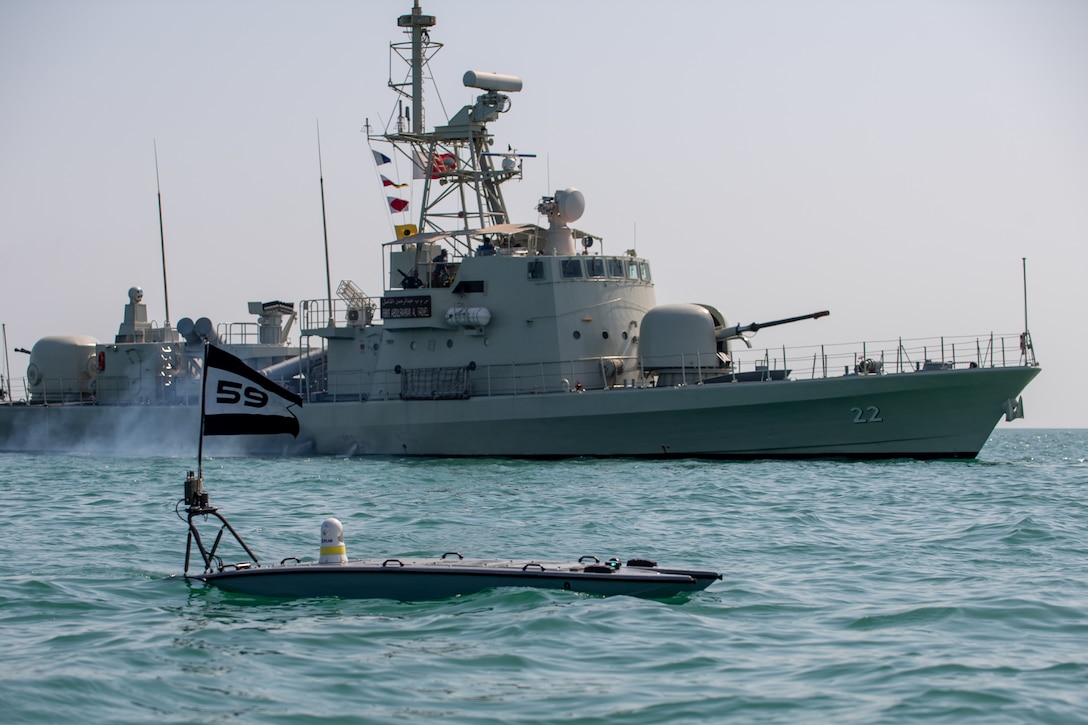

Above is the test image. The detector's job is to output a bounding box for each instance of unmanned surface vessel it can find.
[175,348,720,601]
[180,472,721,601]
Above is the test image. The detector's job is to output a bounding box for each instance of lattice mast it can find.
[371,1,528,248]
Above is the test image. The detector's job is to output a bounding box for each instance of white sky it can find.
[1,0,1085,427]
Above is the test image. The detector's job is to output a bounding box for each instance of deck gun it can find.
[717,310,830,348]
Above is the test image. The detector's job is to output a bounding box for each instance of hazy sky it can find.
[1,0,1085,426]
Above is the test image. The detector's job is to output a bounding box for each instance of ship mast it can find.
[399,0,433,135]
[374,1,527,249]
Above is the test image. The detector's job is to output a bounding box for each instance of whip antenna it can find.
[317,121,334,327]
[154,141,172,331]
[2,323,11,401]
[1021,257,1029,335]
[1020,257,1035,365]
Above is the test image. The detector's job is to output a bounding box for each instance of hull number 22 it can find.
[851,406,883,424]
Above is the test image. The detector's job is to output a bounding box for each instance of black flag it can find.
[202,344,303,437]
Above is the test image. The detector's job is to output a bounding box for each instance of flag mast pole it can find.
[197,340,210,480]
[183,340,210,514]
[184,341,302,511]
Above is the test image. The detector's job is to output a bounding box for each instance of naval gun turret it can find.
[640,306,830,386]
[718,310,830,348]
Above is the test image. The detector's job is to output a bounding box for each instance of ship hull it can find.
[301,365,1039,458]
[0,365,1039,458]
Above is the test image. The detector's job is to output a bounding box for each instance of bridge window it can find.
[587,258,606,278]
[561,259,584,278]
[607,258,625,277]
[452,279,485,294]
[527,259,546,280]
[639,261,652,282]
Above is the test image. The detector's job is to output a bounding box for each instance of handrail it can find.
[313,331,1034,402]
[728,332,1035,382]
[4,331,1035,407]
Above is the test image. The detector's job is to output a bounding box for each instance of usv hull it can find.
[192,560,720,601]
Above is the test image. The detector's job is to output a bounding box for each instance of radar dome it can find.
[553,188,585,225]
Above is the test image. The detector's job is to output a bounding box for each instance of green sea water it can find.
[1,429,1086,724]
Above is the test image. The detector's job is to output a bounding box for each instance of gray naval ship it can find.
[0,2,1040,458]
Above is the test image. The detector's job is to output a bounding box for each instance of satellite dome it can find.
[553,188,585,225]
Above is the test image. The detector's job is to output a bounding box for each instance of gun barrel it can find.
[718,310,829,340]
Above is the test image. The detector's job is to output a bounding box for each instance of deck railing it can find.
[307,332,1035,402]
[1,376,29,404]
[1,332,1036,406]
[727,332,1036,382]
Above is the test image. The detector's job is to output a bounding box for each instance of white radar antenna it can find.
[537,187,585,255]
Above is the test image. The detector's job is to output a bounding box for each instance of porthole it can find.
[573,331,581,340]
[602,331,609,340]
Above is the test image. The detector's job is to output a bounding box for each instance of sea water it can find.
[0,430,1085,724]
